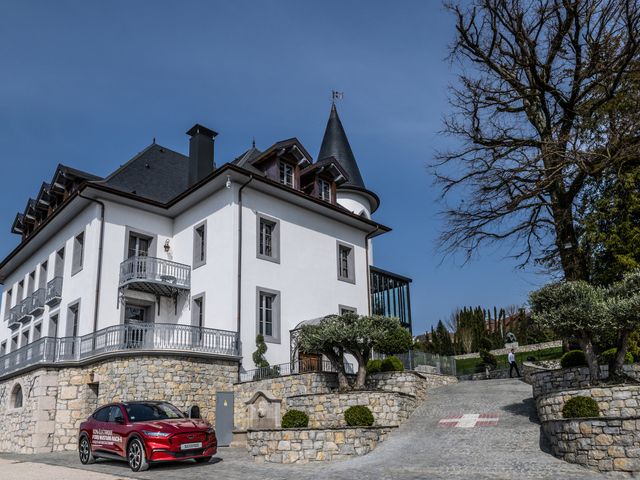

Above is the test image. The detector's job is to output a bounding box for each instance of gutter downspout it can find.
[236,175,254,381]
[78,193,105,335]
[365,225,380,315]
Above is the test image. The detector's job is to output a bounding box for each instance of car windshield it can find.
[124,402,184,422]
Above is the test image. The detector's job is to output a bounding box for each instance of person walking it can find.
[508,349,521,378]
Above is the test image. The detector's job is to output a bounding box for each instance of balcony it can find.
[45,277,63,306]
[0,323,239,379]
[8,305,21,329]
[119,256,191,297]
[17,299,31,323]
[27,288,45,317]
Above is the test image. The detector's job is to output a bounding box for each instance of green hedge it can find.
[380,356,404,372]
[599,348,633,365]
[344,405,374,427]
[281,409,309,428]
[366,359,383,374]
[560,350,587,368]
[562,396,600,419]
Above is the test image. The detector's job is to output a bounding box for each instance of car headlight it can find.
[142,430,170,438]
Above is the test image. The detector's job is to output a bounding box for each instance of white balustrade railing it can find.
[119,256,191,289]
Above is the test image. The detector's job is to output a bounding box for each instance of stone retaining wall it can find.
[530,364,640,398]
[537,385,640,423]
[0,368,59,454]
[454,340,562,360]
[233,373,338,431]
[543,417,640,474]
[0,354,238,453]
[247,426,396,463]
[286,391,417,428]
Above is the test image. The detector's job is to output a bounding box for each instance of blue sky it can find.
[0,1,547,334]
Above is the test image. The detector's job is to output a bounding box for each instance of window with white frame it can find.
[319,179,331,202]
[0,341,6,356]
[49,314,59,338]
[193,222,206,268]
[257,215,280,262]
[67,302,80,337]
[33,323,42,341]
[4,289,12,320]
[257,288,280,343]
[72,232,84,274]
[39,261,47,290]
[337,241,355,283]
[279,162,294,187]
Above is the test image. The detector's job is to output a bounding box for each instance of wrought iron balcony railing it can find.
[27,288,45,316]
[8,305,21,328]
[119,256,191,296]
[17,299,31,323]
[239,359,355,383]
[0,322,240,379]
[45,277,63,306]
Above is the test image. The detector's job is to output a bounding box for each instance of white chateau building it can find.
[0,104,411,379]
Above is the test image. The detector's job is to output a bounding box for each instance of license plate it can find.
[180,442,202,450]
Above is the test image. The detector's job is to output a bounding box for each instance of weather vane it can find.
[332,90,344,102]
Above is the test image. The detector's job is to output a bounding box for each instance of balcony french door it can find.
[124,305,151,348]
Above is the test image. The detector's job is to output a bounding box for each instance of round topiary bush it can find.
[366,359,383,374]
[560,350,587,368]
[380,356,404,372]
[281,409,309,428]
[562,396,600,418]
[344,405,374,427]
[599,348,634,365]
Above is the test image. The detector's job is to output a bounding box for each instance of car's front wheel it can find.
[79,435,95,464]
[127,438,149,472]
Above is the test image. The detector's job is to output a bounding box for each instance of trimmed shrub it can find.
[281,410,309,428]
[366,359,383,374]
[599,348,634,365]
[477,349,497,371]
[344,405,374,427]
[560,350,587,368]
[380,356,404,372]
[562,396,600,419]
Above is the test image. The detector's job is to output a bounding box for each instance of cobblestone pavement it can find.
[0,379,618,479]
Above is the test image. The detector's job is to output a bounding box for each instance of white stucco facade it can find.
[0,176,377,371]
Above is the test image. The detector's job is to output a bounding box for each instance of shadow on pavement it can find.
[500,397,539,423]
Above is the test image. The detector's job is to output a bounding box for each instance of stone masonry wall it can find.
[51,355,238,452]
[366,371,456,400]
[530,364,640,398]
[537,385,640,423]
[543,417,640,474]
[454,340,562,360]
[247,427,396,464]
[286,391,417,428]
[233,373,338,431]
[0,368,59,454]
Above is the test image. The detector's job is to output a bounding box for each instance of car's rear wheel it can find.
[195,456,212,463]
[79,435,95,464]
[127,438,149,472]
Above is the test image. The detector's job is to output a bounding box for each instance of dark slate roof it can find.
[99,144,190,203]
[317,103,366,189]
[231,146,266,175]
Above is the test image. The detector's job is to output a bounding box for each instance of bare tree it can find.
[437,0,640,280]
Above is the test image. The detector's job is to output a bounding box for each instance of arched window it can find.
[11,384,23,408]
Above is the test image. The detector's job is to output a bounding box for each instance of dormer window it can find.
[319,179,331,202]
[279,162,294,188]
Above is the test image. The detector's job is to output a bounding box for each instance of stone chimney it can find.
[187,124,218,185]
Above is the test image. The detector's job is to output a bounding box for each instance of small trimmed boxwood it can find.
[281,409,309,428]
[562,396,600,418]
[367,359,383,374]
[560,350,587,368]
[380,356,404,372]
[344,405,374,427]
[599,348,633,365]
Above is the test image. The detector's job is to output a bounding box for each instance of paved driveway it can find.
[1,379,614,479]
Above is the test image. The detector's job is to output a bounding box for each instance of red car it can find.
[78,401,217,472]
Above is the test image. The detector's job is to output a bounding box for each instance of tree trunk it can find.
[578,335,600,384]
[550,197,589,281]
[611,328,631,379]
[351,349,370,390]
[324,349,350,391]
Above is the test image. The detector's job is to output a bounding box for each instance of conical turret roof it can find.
[317,103,366,188]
